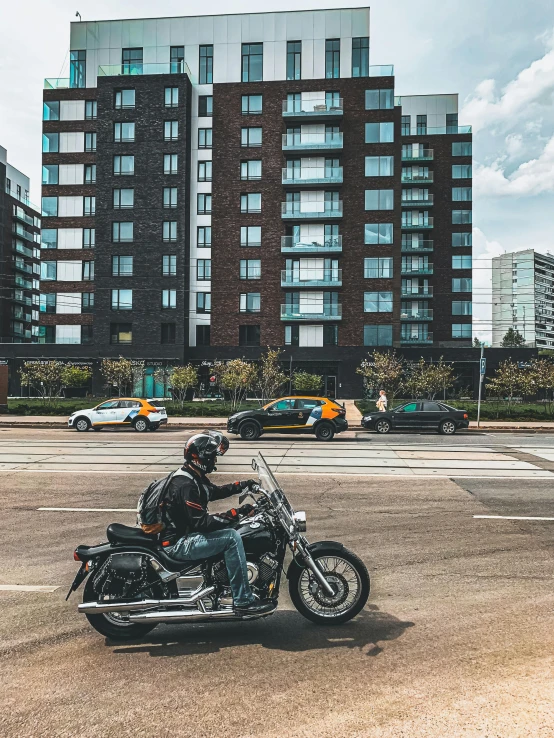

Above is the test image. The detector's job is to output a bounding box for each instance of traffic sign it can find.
[480,358,486,375]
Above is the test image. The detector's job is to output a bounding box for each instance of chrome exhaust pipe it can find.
[77,586,215,615]
[128,609,238,624]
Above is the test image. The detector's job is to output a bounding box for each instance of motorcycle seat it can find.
[107,523,158,547]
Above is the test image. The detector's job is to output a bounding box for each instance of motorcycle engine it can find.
[212,555,278,587]
[92,553,149,598]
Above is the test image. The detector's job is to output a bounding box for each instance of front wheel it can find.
[74,417,90,432]
[239,421,261,441]
[439,419,456,435]
[375,418,391,434]
[289,547,370,625]
[82,576,157,641]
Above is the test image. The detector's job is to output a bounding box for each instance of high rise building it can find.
[492,249,554,349]
[0,145,41,343]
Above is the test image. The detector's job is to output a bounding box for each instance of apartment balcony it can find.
[282,98,343,119]
[402,149,434,161]
[281,269,342,288]
[12,308,32,322]
[13,208,35,227]
[401,332,434,344]
[282,167,343,186]
[281,236,342,253]
[13,259,33,275]
[400,310,433,321]
[13,224,35,241]
[282,132,343,152]
[13,241,34,258]
[14,276,33,289]
[401,174,434,184]
[369,65,394,76]
[280,305,342,321]
[98,61,192,77]
[401,262,433,275]
[44,78,69,89]
[401,240,434,253]
[401,286,434,298]
[402,217,434,229]
[282,202,343,219]
[401,125,472,136]
[401,194,434,207]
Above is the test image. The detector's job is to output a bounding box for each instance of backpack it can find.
[137,469,192,534]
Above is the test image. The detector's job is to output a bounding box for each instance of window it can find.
[42,164,58,185]
[352,37,369,77]
[40,261,57,280]
[240,259,261,279]
[416,115,427,135]
[164,154,179,175]
[84,196,95,216]
[113,155,134,176]
[452,232,472,247]
[115,89,135,109]
[162,289,176,309]
[240,293,261,313]
[196,325,210,345]
[38,325,55,344]
[113,188,134,209]
[452,142,472,156]
[401,115,410,135]
[325,39,340,79]
[452,278,472,292]
[42,133,59,153]
[199,45,213,84]
[162,255,177,276]
[365,223,393,244]
[242,43,263,82]
[364,257,393,278]
[365,156,394,177]
[199,96,213,117]
[197,226,211,248]
[70,50,86,88]
[164,120,178,141]
[446,113,458,133]
[42,197,58,217]
[83,261,95,281]
[198,128,212,148]
[163,187,178,208]
[241,226,261,247]
[163,221,177,242]
[112,256,133,277]
[114,122,135,142]
[165,87,179,107]
[40,294,56,313]
[197,259,211,281]
[85,132,97,152]
[364,291,393,312]
[111,323,132,344]
[81,325,93,344]
[364,325,393,346]
[41,229,57,249]
[111,289,132,310]
[241,95,263,115]
[239,325,260,346]
[241,193,261,213]
[170,46,184,74]
[43,101,59,121]
[161,323,176,344]
[452,210,472,224]
[453,187,472,201]
[241,127,262,147]
[452,301,472,315]
[241,160,262,180]
[85,100,97,120]
[196,292,211,313]
[365,89,394,110]
[365,122,394,143]
[287,41,301,80]
[82,293,94,313]
[112,222,133,242]
[452,324,471,338]
[83,228,95,248]
[84,164,96,184]
[197,193,212,214]
[453,255,472,269]
[198,161,212,181]
[122,48,142,74]
[365,190,394,210]
[453,164,472,179]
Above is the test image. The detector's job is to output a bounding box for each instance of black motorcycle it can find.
[68,454,370,640]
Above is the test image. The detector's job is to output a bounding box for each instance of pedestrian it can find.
[376,389,388,412]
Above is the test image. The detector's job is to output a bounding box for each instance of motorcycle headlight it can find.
[293,511,307,532]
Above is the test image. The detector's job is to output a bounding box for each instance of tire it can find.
[239,421,261,441]
[82,574,157,641]
[314,422,335,442]
[439,419,456,435]
[133,417,149,433]
[74,417,90,432]
[289,546,370,626]
[375,418,391,434]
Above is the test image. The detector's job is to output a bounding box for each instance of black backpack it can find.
[137,471,178,534]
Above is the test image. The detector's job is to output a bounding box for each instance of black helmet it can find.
[184,431,229,474]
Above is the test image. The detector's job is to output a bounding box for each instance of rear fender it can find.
[286,540,345,579]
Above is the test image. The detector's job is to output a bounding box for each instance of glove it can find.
[237,503,256,517]
[238,479,257,491]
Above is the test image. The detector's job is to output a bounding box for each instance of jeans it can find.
[169,528,255,607]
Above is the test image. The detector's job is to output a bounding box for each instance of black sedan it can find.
[361,401,469,435]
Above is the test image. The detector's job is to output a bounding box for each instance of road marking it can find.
[473,515,554,521]
[38,507,136,512]
[0,584,60,592]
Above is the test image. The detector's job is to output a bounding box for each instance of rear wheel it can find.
[315,422,335,442]
[239,421,260,441]
[439,419,456,435]
[375,418,391,434]
[74,417,90,432]
[133,417,149,433]
[82,575,157,641]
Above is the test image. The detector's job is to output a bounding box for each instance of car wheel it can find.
[439,419,456,435]
[74,417,90,432]
[315,422,335,442]
[239,421,260,441]
[133,417,149,433]
[375,418,391,434]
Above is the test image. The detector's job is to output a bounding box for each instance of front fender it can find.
[286,540,345,579]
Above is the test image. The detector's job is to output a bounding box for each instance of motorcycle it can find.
[68,453,370,640]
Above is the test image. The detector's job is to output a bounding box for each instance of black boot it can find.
[234,598,276,616]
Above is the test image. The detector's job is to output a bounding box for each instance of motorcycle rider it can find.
[161,431,275,616]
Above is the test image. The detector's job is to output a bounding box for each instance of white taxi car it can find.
[68,398,167,432]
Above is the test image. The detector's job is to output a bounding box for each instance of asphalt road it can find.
[1,429,554,737]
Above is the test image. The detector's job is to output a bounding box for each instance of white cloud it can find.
[504,133,523,158]
[472,228,505,343]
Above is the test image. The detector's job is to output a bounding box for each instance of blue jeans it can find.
[169,528,255,607]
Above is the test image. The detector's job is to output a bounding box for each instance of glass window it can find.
[197,226,211,248]
[452,324,471,338]
[42,133,59,153]
[323,324,338,345]
[401,115,411,135]
[82,293,94,312]
[240,292,261,313]
[199,95,213,117]
[239,325,260,347]
[241,226,261,247]
[163,187,178,208]
[112,256,133,276]
[43,101,59,121]
[41,197,58,217]
[170,46,185,74]
[40,261,57,280]
[84,164,96,184]
[364,325,393,346]
[199,45,213,84]
[113,155,134,176]
[112,289,132,310]
[242,43,263,82]
[452,301,472,315]
[113,188,134,209]
[240,160,262,180]
[365,156,394,176]
[365,223,393,244]
[365,190,394,210]
[325,39,340,79]
[85,132,96,152]
[162,254,177,277]
[416,115,427,135]
[164,120,179,141]
[198,161,212,181]
[164,154,179,175]
[241,193,261,213]
[114,122,135,142]
[452,278,472,292]
[163,221,177,242]
[40,294,56,313]
[41,229,57,249]
[452,232,472,247]
[197,259,211,281]
[196,292,211,313]
[270,399,294,411]
[82,261,95,281]
[453,164,472,178]
[365,89,394,110]
[196,325,210,346]
[453,187,472,201]
[70,50,86,88]
[122,48,143,75]
[115,89,135,109]
[240,259,261,279]
[452,255,472,269]
[85,100,97,120]
[165,87,179,107]
[241,127,262,147]
[198,128,212,148]
[352,37,369,77]
[112,222,133,242]
[110,323,132,344]
[161,323,176,344]
[364,291,393,312]
[83,196,95,216]
[446,113,458,133]
[197,194,212,214]
[83,228,95,248]
[364,257,393,278]
[365,122,394,143]
[452,142,472,156]
[162,289,176,309]
[452,210,472,224]
[42,165,58,185]
[287,41,301,80]
[242,95,263,115]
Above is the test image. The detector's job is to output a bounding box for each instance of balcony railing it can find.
[15,276,33,289]
[402,217,434,229]
[282,167,343,185]
[400,310,433,321]
[402,149,434,161]
[282,133,343,151]
[282,98,343,117]
[13,208,35,226]
[281,236,343,253]
[98,61,193,78]
[281,269,342,287]
[401,240,434,252]
[13,241,34,258]
[401,262,434,275]
[282,202,343,219]
[401,286,434,298]
[401,174,434,184]
[401,194,434,207]
[44,78,69,89]
[402,125,472,136]
[281,304,342,321]
[12,294,32,306]
[401,332,434,344]
[13,224,35,241]
[12,310,32,322]
[13,260,33,275]
[368,65,394,76]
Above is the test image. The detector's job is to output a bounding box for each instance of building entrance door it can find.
[325,375,337,398]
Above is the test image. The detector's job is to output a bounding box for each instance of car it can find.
[227,396,348,441]
[68,398,168,433]
[361,400,469,435]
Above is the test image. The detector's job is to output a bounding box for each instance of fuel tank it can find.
[236,520,276,557]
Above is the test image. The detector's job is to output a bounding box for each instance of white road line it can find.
[38,507,136,512]
[473,515,554,521]
[0,584,60,592]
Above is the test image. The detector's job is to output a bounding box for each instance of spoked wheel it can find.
[439,419,456,435]
[82,576,158,641]
[375,418,391,434]
[289,547,370,625]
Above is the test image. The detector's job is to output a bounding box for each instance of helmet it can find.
[184,431,229,474]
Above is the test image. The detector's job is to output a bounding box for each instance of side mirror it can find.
[251,459,258,471]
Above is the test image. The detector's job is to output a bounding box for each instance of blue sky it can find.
[1,0,552,340]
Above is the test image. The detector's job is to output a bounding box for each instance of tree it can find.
[18,361,64,402]
[528,359,554,414]
[156,365,198,409]
[404,358,428,399]
[486,360,527,413]
[473,337,483,348]
[404,357,457,400]
[356,350,404,403]
[255,347,287,404]
[100,357,133,396]
[292,371,323,395]
[215,359,258,413]
[61,366,92,388]
[501,328,526,348]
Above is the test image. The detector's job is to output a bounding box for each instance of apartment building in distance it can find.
[0,146,41,343]
[492,249,554,349]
